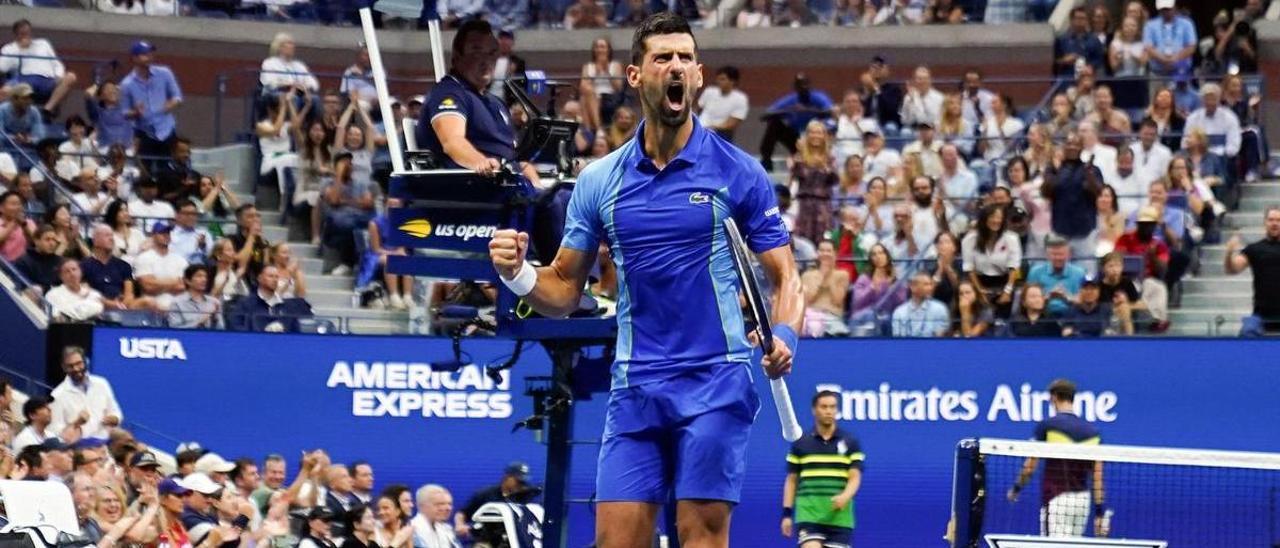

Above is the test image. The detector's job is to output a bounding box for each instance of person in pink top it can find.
[0,191,36,262]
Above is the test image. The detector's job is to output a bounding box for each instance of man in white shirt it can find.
[50,346,122,441]
[1077,121,1117,175]
[0,20,78,113]
[1182,83,1241,158]
[169,201,212,263]
[127,178,175,231]
[1106,147,1146,216]
[45,260,112,322]
[412,484,461,548]
[133,222,189,310]
[1130,118,1171,185]
[902,122,943,178]
[833,90,880,166]
[862,132,902,179]
[259,33,320,94]
[960,69,996,128]
[71,168,113,216]
[938,143,978,209]
[900,66,944,131]
[696,66,749,143]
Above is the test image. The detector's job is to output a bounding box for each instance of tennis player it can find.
[488,12,803,547]
[1006,379,1108,538]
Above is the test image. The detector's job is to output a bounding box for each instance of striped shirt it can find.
[786,428,864,529]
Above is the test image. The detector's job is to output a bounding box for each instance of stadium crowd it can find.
[0,0,1277,338]
[0,348,527,548]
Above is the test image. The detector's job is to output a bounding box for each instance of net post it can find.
[951,438,984,548]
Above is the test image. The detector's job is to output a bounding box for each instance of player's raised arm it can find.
[758,245,804,376]
[489,231,595,318]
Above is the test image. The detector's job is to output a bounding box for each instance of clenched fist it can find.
[490,229,530,280]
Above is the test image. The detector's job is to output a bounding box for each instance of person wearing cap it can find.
[300,506,339,548]
[39,437,74,479]
[758,73,833,172]
[195,452,236,485]
[13,395,80,453]
[120,40,184,166]
[45,259,111,321]
[0,82,46,145]
[0,20,78,114]
[157,476,201,548]
[127,451,164,503]
[128,177,177,232]
[456,462,533,532]
[133,221,190,310]
[1182,83,1241,159]
[72,437,108,476]
[1141,0,1196,77]
[1055,7,1105,76]
[1060,274,1112,337]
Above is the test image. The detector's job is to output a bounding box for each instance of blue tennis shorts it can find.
[596,363,760,504]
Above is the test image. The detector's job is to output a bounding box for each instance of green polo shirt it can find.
[786,427,864,529]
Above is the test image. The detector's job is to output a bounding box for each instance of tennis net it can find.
[950,438,1280,548]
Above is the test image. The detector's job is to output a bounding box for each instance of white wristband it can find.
[500,262,537,297]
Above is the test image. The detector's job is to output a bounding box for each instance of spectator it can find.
[1170,76,1200,117]
[1205,15,1256,76]
[85,83,133,154]
[375,492,414,548]
[890,270,949,337]
[260,33,320,98]
[458,462,531,531]
[1182,83,1240,160]
[15,225,64,292]
[81,223,142,310]
[1007,283,1062,336]
[861,133,902,183]
[1114,205,1178,310]
[71,169,113,218]
[872,0,924,25]
[194,173,240,223]
[1166,156,1213,234]
[1055,8,1105,76]
[565,0,608,28]
[323,152,378,275]
[46,260,112,322]
[325,464,358,515]
[1089,5,1112,49]
[1095,184,1126,252]
[133,221,189,310]
[30,137,69,196]
[736,0,774,27]
[103,200,146,263]
[333,99,381,189]
[154,137,202,205]
[1221,74,1267,182]
[1025,236,1086,317]
[169,265,221,329]
[14,395,76,452]
[230,457,261,508]
[98,146,142,201]
[366,198,412,311]
[45,203,90,260]
[1224,207,1280,334]
[0,21,77,114]
[1084,86,1132,138]
[1125,179,1185,247]
[1077,121,1117,177]
[900,66,943,131]
[760,74,833,172]
[1130,119,1172,188]
[833,91,880,164]
[937,94,974,158]
[0,83,45,144]
[293,120,333,245]
[1021,124,1056,181]
[1042,134,1103,260]
[697,66,749,143]
[858,58,902,130]
[230,265,283,331]
[859,177,895,240]
[179,472,225,545]
[790,120,837,245]
[1145,87,1185,152]
[1060,275,1110,337]
[50,346,122,441]
[882,203,918,261]
[340,504,378,548]
[1142,0,1196,78]
[170,201,213,264]
[849,243,907,323]
[411,485,458,548]
[128,178,176,232]
[350,462,375,504]
[928,231,961,310]
[0,150,15,187]
[1098,251,1163,332]
[1045,93,1076,142]
[210,238,248,303]
[957,69,996,128]
[269,242,307,300]
[230,204,271,280]
[120,41,183,165]
[1109,16,1148,76]
[963,202,1021,315]
[977,95,1024,164]
[1104,145,1145,216]
[801,240,851,337]
[776,0,819,26]
[833,156,866,209]
[835,0,876,26]
[257,93,300,189]
[908,176,951,251]
[953,279,994,337]
[340,46,378,111]
[579,38,623,132]
[1007,159,1050,259]
[903,122,943,178]
[938,143,977,205]
[602,106,638,151]
[827,205,874,278]
[1183,128,1228,193]
[59,116,102,175]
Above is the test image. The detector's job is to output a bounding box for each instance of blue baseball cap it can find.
[74,437,108,450]
[130,40,156,56]
[158,477,191,496]
[150,221,174,234]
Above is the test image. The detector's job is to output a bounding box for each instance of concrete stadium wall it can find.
[8,6,1054,148]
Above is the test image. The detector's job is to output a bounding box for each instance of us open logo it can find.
[399,219,496,242]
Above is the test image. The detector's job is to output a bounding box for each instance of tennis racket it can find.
[723,217,804,442]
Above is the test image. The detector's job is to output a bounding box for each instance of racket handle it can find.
[770,376,804,442]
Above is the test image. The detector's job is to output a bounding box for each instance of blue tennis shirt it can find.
[562,118,791,390]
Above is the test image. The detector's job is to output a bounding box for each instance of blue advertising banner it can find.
[93,328,1280,547]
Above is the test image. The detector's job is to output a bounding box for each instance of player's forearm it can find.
[771,259,805,333]
[782,473,798,508]
[523,265,588,318]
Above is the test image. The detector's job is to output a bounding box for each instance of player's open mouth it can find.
[665,81,686,111]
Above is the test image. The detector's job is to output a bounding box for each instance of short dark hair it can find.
[1070,7,1087,18]
[1049,378,1077,402]
[12,20,30,33]
[716,66,740,83]
[1139,117,1158,131]
[349,460,371,476]
[172,136,191,152]
[17,445,43,471]
[811,390,840,408]
[176,200,198,213]
[235,204,256,219]
[34,223,57,240]
[452,19,494,60]
[230,457,257,482]
[65,115,89,132]
[176,450,201,468]
[630,12,696,65]
[182,264,207,282]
